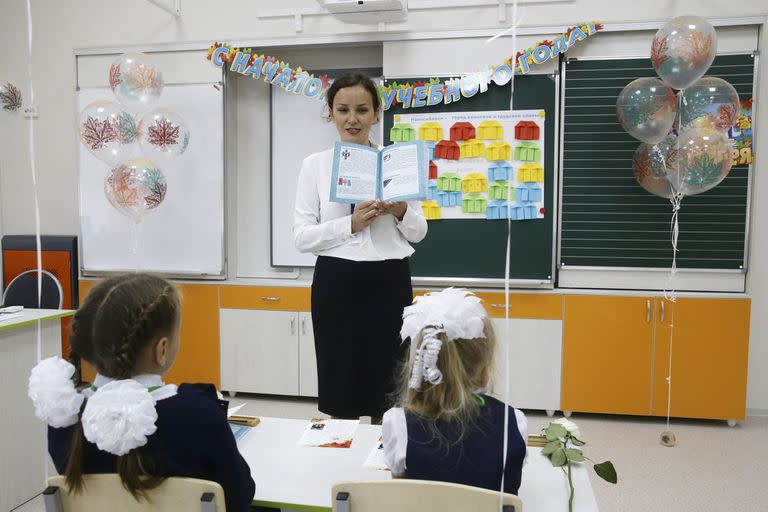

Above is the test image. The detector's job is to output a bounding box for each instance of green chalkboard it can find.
[383,74,557,282]
[561,55,754,270]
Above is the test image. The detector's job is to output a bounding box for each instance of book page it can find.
[380,143,424,201]
[330,142,379,203]
[298,419,360,448]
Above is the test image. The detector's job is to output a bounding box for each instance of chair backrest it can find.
[43,475,226,512]
[2,269,63,309]
[331,480,522,512]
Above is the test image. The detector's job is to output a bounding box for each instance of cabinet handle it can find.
[491,304,507,309]
[261,296,281,302]
[302,317,307,335]
[661,300,665,322]
[291,317,296,335]
[646,299,651,323]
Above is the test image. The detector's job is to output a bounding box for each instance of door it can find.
[299,312,318,397]
[561,295,654,415]
[220,309,299,395]
[651,297,750,420]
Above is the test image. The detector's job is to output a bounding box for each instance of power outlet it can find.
[23,105,39,119]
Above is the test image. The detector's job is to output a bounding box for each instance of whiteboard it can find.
[78,83,224,276]
[270,84,382,267]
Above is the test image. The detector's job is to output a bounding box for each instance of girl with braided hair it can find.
[382,288,528,494]
[29,273,255,511]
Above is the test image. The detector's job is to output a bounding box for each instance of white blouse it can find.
[293,148,428,261]
[381,406,528,477]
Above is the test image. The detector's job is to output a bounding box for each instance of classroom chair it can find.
[2,269,63,309]
[332,480,522,512]
[43,475,226,512]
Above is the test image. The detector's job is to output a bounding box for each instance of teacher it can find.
[293,72,427,423]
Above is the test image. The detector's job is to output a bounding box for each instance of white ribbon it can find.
[408,328,445,390]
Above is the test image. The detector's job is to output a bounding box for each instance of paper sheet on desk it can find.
[0,313,23,322]
[298,419,359,448]
[363,438,390,471]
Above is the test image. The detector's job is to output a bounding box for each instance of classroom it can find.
[0,1,766,511]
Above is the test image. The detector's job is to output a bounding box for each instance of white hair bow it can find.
[402,288,488,390]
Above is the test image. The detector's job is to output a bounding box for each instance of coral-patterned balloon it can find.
[79,101,137,166]
[105,159,167,222]
[632,136,676,199]
[616,78,678,144]
[651,16,717,90]
[109,52,164,113]
[138,108,190,162]
[666,127,732,196]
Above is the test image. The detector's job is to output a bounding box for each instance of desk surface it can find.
[0,309,74,332]
[238,416,598,512]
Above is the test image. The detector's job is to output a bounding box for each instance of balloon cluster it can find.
[78,53,190,222]
[617,16,737,198]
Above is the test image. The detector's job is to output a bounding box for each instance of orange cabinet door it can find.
[77,281,220,387]
[562,295,654,415]
[651,297,750,420]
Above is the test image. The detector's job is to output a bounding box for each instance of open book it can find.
[330,141,429,203]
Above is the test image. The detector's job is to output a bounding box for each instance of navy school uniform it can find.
[382,394,527,495]
[48,383,255,512]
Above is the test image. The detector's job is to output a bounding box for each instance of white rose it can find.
[552,417,581,439]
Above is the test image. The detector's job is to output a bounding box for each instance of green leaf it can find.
[546,424,568,440]
[593,461,618,484]
[570,437,586,446]
[542,440,561,455]
[551,448,567,467]
[565,448,585,462]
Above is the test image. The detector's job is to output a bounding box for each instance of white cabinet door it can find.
[298,312,318,397]
[220,309,299,396]
[490,318,563,412]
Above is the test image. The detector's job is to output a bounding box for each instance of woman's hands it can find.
[351,200,408,233]
[351,200,379,233]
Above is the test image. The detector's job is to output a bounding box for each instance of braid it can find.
[105,285,175,378]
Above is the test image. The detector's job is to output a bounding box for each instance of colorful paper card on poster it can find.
[391,109,545,221]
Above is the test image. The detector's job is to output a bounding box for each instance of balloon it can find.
[666,127,732,196]
[109,52,163,112]
[617,78,678,144]
[651,15,717,90]
[681,76,739,131]
[138,108,190,161]
[632,135,676,199]
[105,158,167,222]
[79,100,137,166]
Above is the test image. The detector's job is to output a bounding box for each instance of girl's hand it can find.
[351,200,379,233]
[377,201,407,221]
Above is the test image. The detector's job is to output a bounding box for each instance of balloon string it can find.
[499,1,517,509]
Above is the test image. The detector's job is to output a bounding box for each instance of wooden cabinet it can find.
[561,295,655,416]
[562,295,750,421]
[298,312,318,398]
[651,297,750,420]
[218,286,317,397]
[220,309,300,396]
[490,317,562,412]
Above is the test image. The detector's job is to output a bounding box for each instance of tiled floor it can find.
[14,394,768,511]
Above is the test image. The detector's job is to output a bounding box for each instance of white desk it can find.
[0,309,74,512]
[238,416,598,511]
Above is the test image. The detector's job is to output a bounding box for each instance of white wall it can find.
[1,0,767,410]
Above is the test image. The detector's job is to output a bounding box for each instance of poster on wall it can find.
[730,98,753,167]
[390,109,545,221]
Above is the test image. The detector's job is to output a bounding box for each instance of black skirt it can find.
[311,255,413,418]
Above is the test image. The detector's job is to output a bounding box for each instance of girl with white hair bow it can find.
[382,288,528,494]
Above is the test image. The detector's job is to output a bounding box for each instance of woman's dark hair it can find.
[65,273,181,499]
[326,72,380,113]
